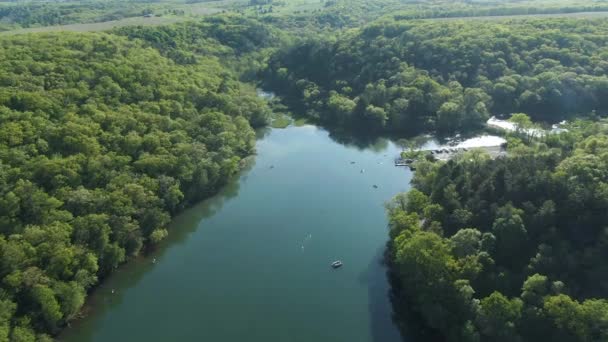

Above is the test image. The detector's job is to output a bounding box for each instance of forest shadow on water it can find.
[360,246,445,342]
[360,246,405,342]
[383,247,446,342]
[59,158,257,340]
[279,102,491,151]
[327,127,393,151]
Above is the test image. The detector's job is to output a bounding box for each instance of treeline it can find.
[263,18,608,134]
[258,0,608,32]
[0,24,270,340]
[114,15,285,79]
[260,0,399,30]
[393,3,608,20]
[387,121,608,341]
[0,1,155,31]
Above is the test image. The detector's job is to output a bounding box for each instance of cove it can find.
[61,124,414,342]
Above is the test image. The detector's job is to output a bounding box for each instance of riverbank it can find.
[60,125,410,342]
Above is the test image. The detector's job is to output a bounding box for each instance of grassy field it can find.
[0,0,238,35]
[425,10,608,21]
[0,16,190,34]
[270,0,324,14]
[179,0,246,13]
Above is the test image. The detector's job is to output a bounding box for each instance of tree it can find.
[509,113,537,141]
[492,204,528,269]
[543,295,588,341]
[327,92,356,123]
[0,298,16,342]
[404,189,430,215]
[450,228,482,258]
[54,282,85,321]
[32,285,62,330]
[436,101,462,133]
[521,274,548,306]
[477,292,523,341]
[364,105,388,128]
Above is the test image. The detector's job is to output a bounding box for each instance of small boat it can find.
[360,169,364,173]
[373,185,378,189]
[350,161,356,164]
[331,260,343,268]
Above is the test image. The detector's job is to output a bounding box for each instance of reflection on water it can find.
[363,247,405,342]
[386,263,445,342]
[60,158,256,340]
[255,126,273,140]
[327,127,392,151]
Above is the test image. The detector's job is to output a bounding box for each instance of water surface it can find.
[62,125,413,342]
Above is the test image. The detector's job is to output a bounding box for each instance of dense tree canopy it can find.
[2,1,608,340]
[113,15,286,80]
[387,121,608,341]
[0,27,270,340]
[264,18,608,133]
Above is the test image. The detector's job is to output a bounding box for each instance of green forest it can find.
[264,18,608,133]
[1,0,608,340]
[0,22,271,340]
[387,120,608,341]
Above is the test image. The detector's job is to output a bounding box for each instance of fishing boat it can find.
[331,260,343,268]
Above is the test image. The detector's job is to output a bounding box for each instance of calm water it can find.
[61,125,414,342]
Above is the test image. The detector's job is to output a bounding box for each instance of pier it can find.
[395,145,506,166]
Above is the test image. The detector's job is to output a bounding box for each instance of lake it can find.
[61,124,415,342]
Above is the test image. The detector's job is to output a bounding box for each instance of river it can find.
[61,124,414,342]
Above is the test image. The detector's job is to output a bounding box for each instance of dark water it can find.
[61,125,414,342]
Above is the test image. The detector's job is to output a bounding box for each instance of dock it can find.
[395,145,506,166]
[394,158,414,166]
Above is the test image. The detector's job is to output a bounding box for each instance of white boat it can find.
[331,260,343,268]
